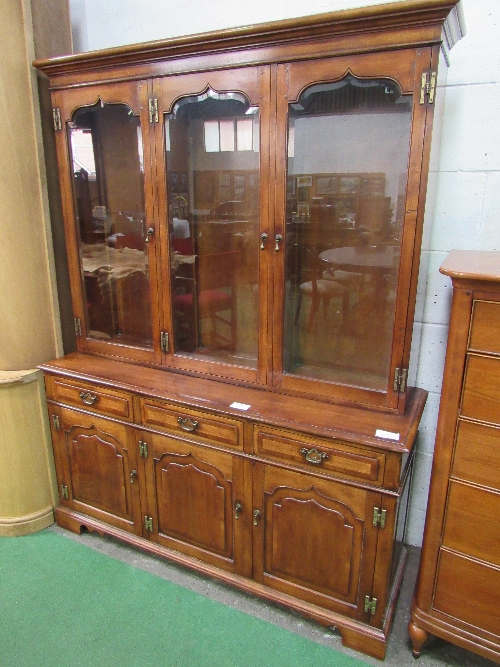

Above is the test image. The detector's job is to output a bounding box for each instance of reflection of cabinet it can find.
[42,352,425,659]
[35,3,463,661]
[410,251,500,664]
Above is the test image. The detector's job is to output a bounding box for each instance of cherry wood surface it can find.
[41,351,426,454]
[35,3,465,659]
[410,251,500,664]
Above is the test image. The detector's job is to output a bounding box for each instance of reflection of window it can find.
[71,129,96,179]
[204,118,254,152]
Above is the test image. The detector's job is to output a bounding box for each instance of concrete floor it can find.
[48,525,498,666]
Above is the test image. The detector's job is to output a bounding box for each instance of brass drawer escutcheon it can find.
[178,416,199,432]
[300,447,329,465]
[79,391,98,405]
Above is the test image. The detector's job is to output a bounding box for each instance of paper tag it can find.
[230,402,251,411]
[375,429,400,441]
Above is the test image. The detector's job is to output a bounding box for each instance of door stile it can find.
[258,65,274,387]
[270,63,290,389]
[152,77,175,367]
[51,87,88,354]
[396,45,439,414]
[141,79,164,366]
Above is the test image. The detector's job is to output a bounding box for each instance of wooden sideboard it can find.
[409,250,500,663]
[41,352,426,659]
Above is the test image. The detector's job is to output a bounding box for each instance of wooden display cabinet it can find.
[35,1,463,660]
[410,251,500,664]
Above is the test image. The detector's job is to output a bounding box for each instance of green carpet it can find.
[0,530,372,667]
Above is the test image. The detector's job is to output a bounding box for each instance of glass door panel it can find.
[165,89,261,370]
[283,74,413,394]
[69,100,153,349]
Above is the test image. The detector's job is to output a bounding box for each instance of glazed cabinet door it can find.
[272,48,435,411]
[50,406,144,535]
[52,81,162,364]
[144,432,251,576]
[252,464,381,621]
[152,66,272,385]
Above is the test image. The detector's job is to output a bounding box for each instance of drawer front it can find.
[453,420,500,491]
[469,300,500,355]
[140,398,243,450]
[434,549,500,638]
[47,377,133,421]
[443,480,500,567]
[461,354,500,425]
[253,426,385,485]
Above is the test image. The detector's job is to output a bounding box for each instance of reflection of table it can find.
[319,245,400,350]
[81,243,148,282]
[319,245,399,271]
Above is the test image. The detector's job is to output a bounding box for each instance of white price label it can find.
[230,402,251,411]
[375,429,400,441]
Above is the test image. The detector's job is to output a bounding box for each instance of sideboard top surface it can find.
[40,353,426,453]
[440,250,500,284]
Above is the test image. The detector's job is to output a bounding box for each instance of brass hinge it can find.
[160,331,169,352]
[364,595,377,615]
[144,516,153,532]
[61,484,69,499]
[51,414,60,431]
[393,367,407,393]
[52,107,62,131]
[74,317,82,336]
[148,97,158,123]
[372,507,387,529]
[420,71,437,105]
[138,440,148,458]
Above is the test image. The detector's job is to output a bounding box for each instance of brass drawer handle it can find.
[253,509,261,526]
[79,391,98,406]
[177,417,199,432]
[300,447,329,465]
[234,502,243,520]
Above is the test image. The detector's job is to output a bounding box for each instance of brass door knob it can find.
[253,509,261,526]
[234,502,243,520]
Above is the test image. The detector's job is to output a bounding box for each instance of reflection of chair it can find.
[173,251,238,351]
[289,245,349,333]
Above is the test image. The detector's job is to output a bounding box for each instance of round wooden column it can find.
[0,1,68,535]
[0,371,58,536]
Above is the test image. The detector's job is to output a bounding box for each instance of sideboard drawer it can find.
[253,426,385,485]
[46,376,133,421]
[140,398,243,450]
[469,300,500,355]
[452,420,500,491]
[461,354,500,425]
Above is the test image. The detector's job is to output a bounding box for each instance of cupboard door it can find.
[53,407,143,535]
[272,48,434,410]
[145,433,251,576]
[153,67,272,385]
[53,81,162,364]
[252,464,380,620]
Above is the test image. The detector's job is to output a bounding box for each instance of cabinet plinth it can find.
[410,251,500,664]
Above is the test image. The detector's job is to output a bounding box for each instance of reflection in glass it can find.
[166,88,260,369]
[283,75,413,391]
[69,101,152,348]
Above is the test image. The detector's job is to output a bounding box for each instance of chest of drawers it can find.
[410,250,500,663]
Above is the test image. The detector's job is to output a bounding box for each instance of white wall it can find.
[68,0,500,547]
